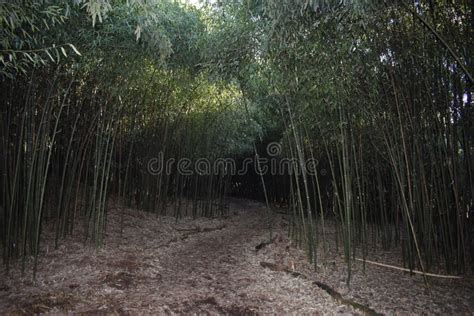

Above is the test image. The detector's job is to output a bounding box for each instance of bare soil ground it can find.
[1,199,473,315]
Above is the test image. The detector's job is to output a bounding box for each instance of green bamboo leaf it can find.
[69,44,82,56]
[45,50,55,62]
[24,52,35,63]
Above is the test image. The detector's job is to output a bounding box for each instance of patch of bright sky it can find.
[182,0,204,9]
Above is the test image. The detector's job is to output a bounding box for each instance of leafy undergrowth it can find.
[1,199,473,314]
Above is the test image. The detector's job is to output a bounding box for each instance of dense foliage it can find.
[1,0,472,282]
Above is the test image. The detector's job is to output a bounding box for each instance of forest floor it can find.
[1,198,473,315]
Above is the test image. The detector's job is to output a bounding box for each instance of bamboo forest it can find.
[0,0,473,314]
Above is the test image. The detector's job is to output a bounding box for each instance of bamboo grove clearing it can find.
[0,0,473,314]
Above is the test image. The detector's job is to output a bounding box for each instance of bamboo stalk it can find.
[355,258,462,279]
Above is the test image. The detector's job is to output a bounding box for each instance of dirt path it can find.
[0,199,353,314]
[150,199,351,314]
[2,199,472,314]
